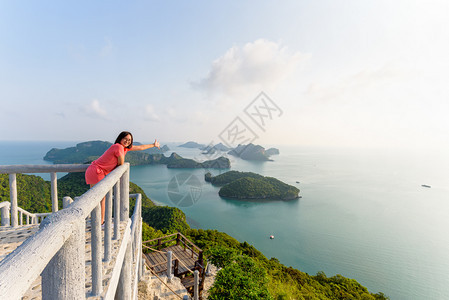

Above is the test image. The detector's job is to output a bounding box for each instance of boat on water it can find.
[269,235,274,239]
[421,184,431,188]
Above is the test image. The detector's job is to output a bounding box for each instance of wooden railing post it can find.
[51,172,58,212]
[9,173,18,227]
[174,259,179,276]
[41,218,85,299]
[120,166,130,221]
[198,251,204,270]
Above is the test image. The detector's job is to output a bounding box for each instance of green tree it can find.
[205,245,239,269]
[142,206,189,233]
[208,255,273,300]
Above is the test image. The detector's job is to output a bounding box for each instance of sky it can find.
[1,0,448,151]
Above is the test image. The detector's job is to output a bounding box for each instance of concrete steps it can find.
[138,272,190,300]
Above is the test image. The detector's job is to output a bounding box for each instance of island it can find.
[44,140,111,164]
[44,141,230,169]
[178,141,206,148]
[205,170,299,200]
[265,147,280,156]
[228,143,279,161]
[201,142,231,154]
[205,170,263,185]
[166,153,230,169]
[142,143,170,154]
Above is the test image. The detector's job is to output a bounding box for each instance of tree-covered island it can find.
[205,170,300,200]
[228,143,280,161]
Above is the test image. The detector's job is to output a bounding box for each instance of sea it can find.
[1,141,448,300]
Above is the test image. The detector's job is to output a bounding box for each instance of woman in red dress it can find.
[85,131,160,224]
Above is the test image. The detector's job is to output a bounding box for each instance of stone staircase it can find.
[138,272,190,300]
[138,264,219,300]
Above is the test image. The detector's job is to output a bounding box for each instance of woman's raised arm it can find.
[129,139,160,151]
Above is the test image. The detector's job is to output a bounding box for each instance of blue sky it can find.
[1,1,448,151]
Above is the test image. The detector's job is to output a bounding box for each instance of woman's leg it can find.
[100,197,105,224]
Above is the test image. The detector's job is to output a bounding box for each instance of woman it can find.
[85,131,160,224]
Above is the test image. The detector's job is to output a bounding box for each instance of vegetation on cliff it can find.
[185,229,389,300]
[0,174,52,213]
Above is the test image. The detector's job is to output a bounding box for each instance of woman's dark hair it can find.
[115,131,133,149]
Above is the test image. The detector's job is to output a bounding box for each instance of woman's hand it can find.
[154,140,160,149]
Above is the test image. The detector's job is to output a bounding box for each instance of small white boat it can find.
[269,235,274,239]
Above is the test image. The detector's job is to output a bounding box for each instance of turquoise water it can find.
[1,142,448,299]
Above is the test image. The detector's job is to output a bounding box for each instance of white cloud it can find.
[144,104,160,121]
[83,99,108,119]
[194,39,309,95]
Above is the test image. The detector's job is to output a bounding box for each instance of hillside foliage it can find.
[0,174,52,213]
[185,227,389,300]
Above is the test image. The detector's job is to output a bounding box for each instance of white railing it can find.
[0,201,11,226]
[0,163,142,299]
[0,164,88,228]
[1,201,51,226]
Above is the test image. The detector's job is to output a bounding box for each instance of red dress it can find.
[85,143,130,185]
